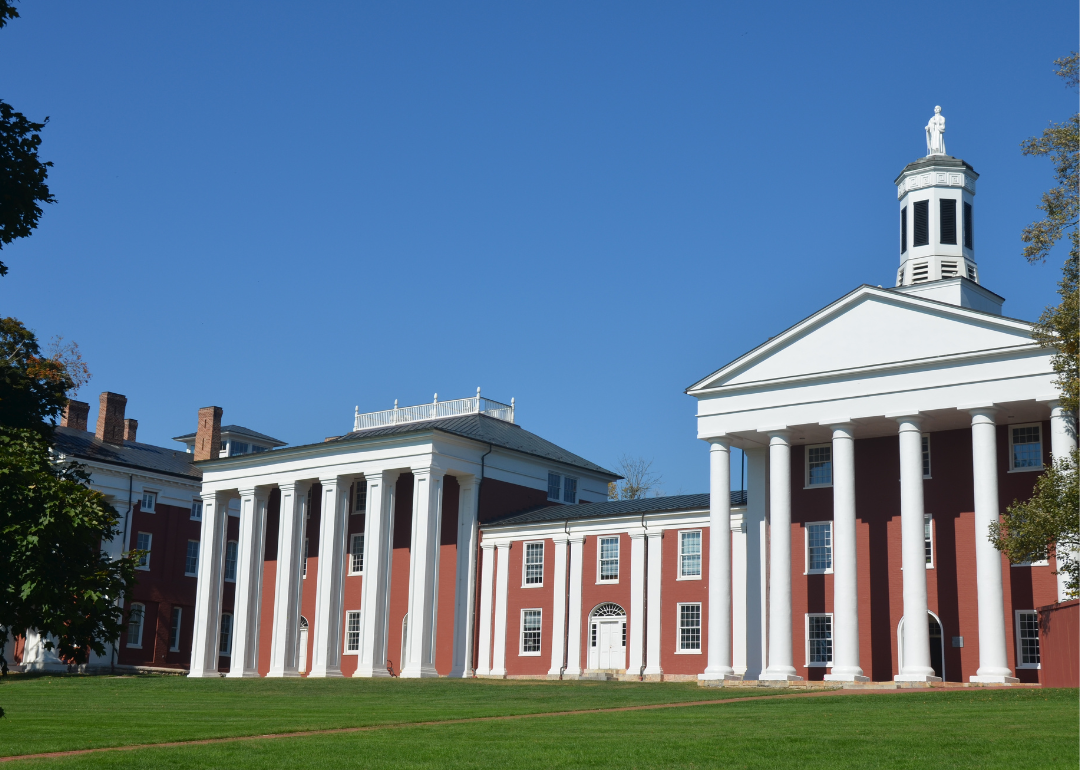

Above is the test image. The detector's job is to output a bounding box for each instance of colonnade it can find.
[188,466,481,679]
[703,404,1077,684]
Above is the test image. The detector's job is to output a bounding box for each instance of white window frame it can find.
[1008,422,1044,472]
[140,490,157,513]
[804,443,833,488]
[804,521,833,575]
[168,607,182,652]
[522,541,544,587]
[922,434,932,479]
[135,532,152,570]
[184,540,199,577]
[126,603,145,649]
[352,480,367,515]
[547,472,561,502]
[924,514,934,569]
[348,533,365,575]
[190,500,203,521]
[562,476,577,504]
[675,602,702,653]
[219,612,233,656]
[1014,610,1040,669]
[678,530,702,580]
[805,612,834,667]
[343,610,362,655]
[224,540,238,583]
[597,536,620,583]
[520,609,542,656]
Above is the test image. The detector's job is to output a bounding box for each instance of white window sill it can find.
[126,644,142,650]
[596,579,619,585]
[805,569,833,576]
[190,518,201,522]
[1016,663,1041,670]
[184,572,197,578]
[168,647,180,653]
[674,648,702,655]
[348,571,364,577]
[1011,562,1049,568]
[1008,466,1044,473]
[225,578,235,583]
[519,651,542,657]
[342,649,360,656]
[806,662,832,668]
[521,583,544,589]
[803,484,832,490]
[677,575,702,581]
[218,652,231,658]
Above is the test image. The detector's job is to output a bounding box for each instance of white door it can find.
[298,627,308,673]
[597,620,625,670]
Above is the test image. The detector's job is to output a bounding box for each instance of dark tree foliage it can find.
[0,317,71,435]
[0,0,55,277]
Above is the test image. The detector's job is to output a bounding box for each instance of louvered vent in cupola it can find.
[967,263,977,281]
[912,261,930,283]
[940,260,959,278]
[913,201,929,246]
[940,199,957,244]
[897,266,905,285]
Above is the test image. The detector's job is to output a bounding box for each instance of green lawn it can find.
[0,677,1075,769]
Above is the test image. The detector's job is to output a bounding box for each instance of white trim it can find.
[804,521,833,575]
[924,513,934,569]
[190,499,203,521]
[168,606,182,652]
[805,612,834,667]
[520,608,542,656]
[184,539,199,577]
[596,535,620,584]
[897,611,946,681]
[677,529,702,580]
[343,610,362,655]
[675,602,702,654]
[348,532,365,575]
[126,602,145,649]
[1008,422,1044,472]
[1014,609,1041,669]
[135,531,152,570]
[521,540,544,588]
[224,539,238,583]
[139,490,158,513]
[804,443,833,488]
[219,612,233,657]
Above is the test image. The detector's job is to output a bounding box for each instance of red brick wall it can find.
[478,477,549,523]
[434,475,460,675]
[340,499,365,677]
[504,538,555,676]
[1038,600,1079,687]
[385,474,414,676]
[660,527,710,675]
[578,534,632,670]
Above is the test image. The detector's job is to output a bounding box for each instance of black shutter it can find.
[901,206,907,253]
[964,202,973,249]
[913,201,929,246]
[940,199,957,245]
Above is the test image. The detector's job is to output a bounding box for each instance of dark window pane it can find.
[940,199,957,245]
[964,202,973,249]
[901,206,907,253]
[913,201,929,246]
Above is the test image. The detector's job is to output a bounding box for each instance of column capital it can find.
[628,529,647,541]
[707,436,731,449]
[645,528,663,540]
[550,533,570,545]
[965,406,999,422]
[410,465,445,480]
[767,429,791,443]
[480,541,497,552]
[454,473,479,491]
[891,414,923,431]
[828,422,855,437]
[761,427,789,440]
[278,479,312,494]
[568,534,586,545]
[317,474,348,486]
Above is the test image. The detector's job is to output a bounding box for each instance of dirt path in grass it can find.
[1,686,1024,763]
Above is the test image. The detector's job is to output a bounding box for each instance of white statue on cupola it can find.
[925,106,946,156]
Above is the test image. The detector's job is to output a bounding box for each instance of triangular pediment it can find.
[689,286,1036,393]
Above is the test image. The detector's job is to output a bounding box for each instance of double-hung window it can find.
[677,603,701,652]
[302,538,309,578]
[1015,611,1040,668]
[219,613,233,656]
[136,532,152,570]
[922,434,931,478]
[547,473,562,502]
[349,533,365,575]
[524,542,544,586]
[185,540,199,576]
[547,472,577,504]
[563,477,577,503]
[140,491,157,512]
[168,607,182,652]
[224,540,238,582]
[806,445,832,487]
[344,611,361,654]
[806,613,833,666]
[598,536,619,582]
[190,500,203,521]
[806,522,832,574]
[924,514,934,567]
[1010,424,1043,471]
[353,480,367,515]
[679,530,702,579]
[126,603,145,648]
[521,609,542,655]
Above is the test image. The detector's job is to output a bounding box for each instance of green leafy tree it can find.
[991,53,1080,599]
[0,0,56,277]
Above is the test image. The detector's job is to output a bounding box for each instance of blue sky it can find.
[3,1,1076,493]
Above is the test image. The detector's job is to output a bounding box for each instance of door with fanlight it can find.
[587,603,626,670]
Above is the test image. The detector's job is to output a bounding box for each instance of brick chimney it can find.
[124,418,139,442]
[194,406,222,461]
[95,392,127,445]
[61,400,90,431]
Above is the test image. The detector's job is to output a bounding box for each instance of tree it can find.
[608,455,663,500]
[0,319,139,671]
[0,0,56,277]
[991,53,1080,599]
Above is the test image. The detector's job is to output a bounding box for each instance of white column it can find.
[310,476,349,677]
[267,480,310,678]
[702,438,739,681]
[401,468,444,678]
[490,542,511,677]
[548,535,569,677]
[969,408,1019,683]
[450,475,479,678]
[894,417,938,682]
[732,514,747,677]
[355,470,397,677]
[824,424,868,682]
[189,491,228,677]
[228,487,269,678]
[626,530,646,678]
[643,530,663,677]
[745,447,768,680]
[761,431,801,680]
[1050,403,1078,601]
[564,536,585,676]
[475,542,496,676]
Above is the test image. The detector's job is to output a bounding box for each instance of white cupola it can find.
[891,107,1003,315]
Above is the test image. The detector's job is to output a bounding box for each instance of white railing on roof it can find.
[353,388,515,432]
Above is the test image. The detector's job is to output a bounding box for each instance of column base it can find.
[225,669,262,678]
[265,669,301,678]
[307,669,345,678]
[642,666,664,677]
[761,667,803,682]
[563,667,583,677]
[186,670,219,678]
[969,675,1019,684]
[699,672,743,682]
[894,673,941,682]
[352,664,393,678]
[399,664,440,679]
[824,673,870,682]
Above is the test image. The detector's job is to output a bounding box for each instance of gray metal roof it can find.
[54,426,202,481]
[326,413,617,477]
[172,424,286,446]
[483,490,748,528]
